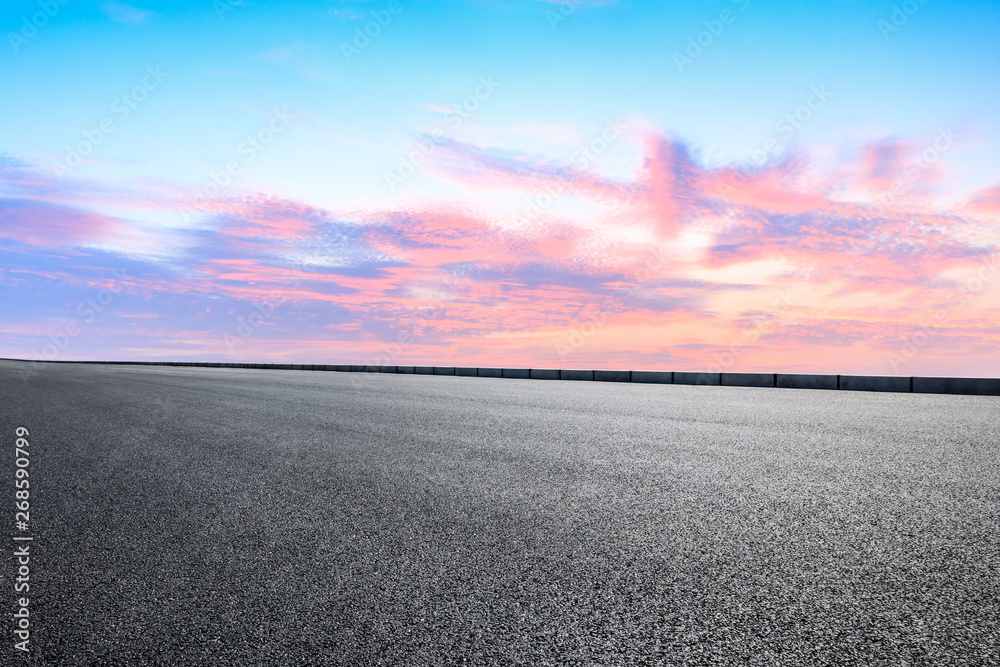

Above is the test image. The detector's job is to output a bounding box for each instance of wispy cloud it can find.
[100,1,155,25]
[1,125,997,373]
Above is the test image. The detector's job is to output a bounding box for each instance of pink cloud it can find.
[2,132,998,376]
[0,199,122,246]
[964,185,1000,217]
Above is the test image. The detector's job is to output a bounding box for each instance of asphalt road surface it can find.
[1,360,998,665]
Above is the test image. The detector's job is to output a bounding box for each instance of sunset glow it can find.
[2,0,999,375]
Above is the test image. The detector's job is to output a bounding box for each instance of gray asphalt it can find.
[1,360,998,666]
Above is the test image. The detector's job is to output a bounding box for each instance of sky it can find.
[1,0,999,376]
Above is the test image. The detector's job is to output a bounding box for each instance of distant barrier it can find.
[3,358,998,396]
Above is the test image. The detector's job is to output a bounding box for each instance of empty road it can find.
[1,360,997,665]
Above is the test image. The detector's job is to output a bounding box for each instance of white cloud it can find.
[100,1,154,25]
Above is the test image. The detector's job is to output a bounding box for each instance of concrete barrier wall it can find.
[913,376,1000,396]
[721,373,774,388]
[674,372,720,386]
[4,358,995,396]
[631,371,672,384]
[840,375,910,392]
[777,374,838,390]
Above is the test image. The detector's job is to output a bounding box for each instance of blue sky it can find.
[2,0,999,374]
[5,0,998,198]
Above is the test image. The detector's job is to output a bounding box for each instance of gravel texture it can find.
[1,360,998,665]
